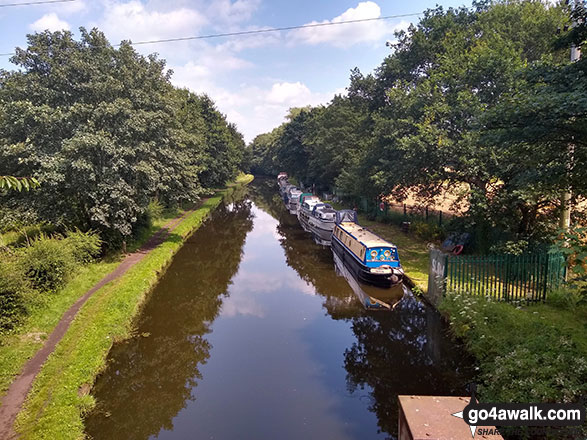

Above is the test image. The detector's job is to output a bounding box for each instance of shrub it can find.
[0,257,29,332]
[64,230,102,264]
[146,200,164,222]
[19,235,76,293]
[411,221,444,241]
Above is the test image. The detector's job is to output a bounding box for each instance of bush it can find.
[19,235,76,293]
[0,257,29,332]
[411,221,444,241]
[64,230,102,264]
[146,200,164,222]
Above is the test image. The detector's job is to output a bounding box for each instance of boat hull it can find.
[331,236,402,288]
[297,208,312,232]
[308,218,334,245]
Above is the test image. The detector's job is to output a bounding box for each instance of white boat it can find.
[286,186,303,214]
[297,194,321,233]
[307,203,337,245]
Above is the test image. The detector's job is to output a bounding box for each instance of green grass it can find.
[0,262,119,398]
[13,177,252,439]
[439,292,587,405]
[328,201,430,291]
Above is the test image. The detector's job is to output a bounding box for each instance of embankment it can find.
[12,176,253,439]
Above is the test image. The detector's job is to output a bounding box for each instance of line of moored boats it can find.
[277,173,405,289]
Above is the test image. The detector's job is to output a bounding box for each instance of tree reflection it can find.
[249,179,361,320]
[252,178,474,440]
[344,297,475,439]
[85,199,254,440]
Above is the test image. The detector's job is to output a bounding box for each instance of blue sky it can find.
[0,0,470,142]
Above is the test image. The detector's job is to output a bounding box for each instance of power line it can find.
[0,0,76,8]
[0,12,419,57]
[115,13,420,47]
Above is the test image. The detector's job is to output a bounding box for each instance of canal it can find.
[85,179,474,440]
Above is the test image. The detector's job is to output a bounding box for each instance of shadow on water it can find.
[85,178,474,440]
[85,199,254,439]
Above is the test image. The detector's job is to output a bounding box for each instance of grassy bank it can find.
[439,292,587,406]
[0,209,192,399]
[13,176,252,439]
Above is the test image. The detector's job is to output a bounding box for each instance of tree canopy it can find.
[247,0,586,242]
[0,29,244,240]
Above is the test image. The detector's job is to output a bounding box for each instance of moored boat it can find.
[277,172,289,190]
[297,194,321,232]
[331,210,404,288]
[286,186,303,213]
[307,203,337,245]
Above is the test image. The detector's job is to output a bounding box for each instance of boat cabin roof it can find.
[303,199,321,209]
[338,222,395,248]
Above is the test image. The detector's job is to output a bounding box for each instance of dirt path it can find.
[0,209,196,439]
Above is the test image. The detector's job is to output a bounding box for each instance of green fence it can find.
[430,250,567,303]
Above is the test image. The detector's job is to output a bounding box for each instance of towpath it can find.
[0,207,198,439]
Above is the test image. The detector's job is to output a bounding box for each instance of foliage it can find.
[489,239,529,256]
[64,230,102,264]
[146,200,164,222]
[0,29,243,244]
[551,226,587,298]
[440,292,587,405]
[410,221,445,242]
[0,176,39,192]
[0,258,29,332]
[18,235,77,293]
[250,1,585,245]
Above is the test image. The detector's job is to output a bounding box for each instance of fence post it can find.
[542,253,550,301]
[427,249,448,307]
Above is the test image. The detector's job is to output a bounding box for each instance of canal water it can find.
[85,179,474,440]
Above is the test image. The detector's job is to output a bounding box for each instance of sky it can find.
[0,0,471,143]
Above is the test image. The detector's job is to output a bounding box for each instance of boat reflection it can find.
[332,252,405,311]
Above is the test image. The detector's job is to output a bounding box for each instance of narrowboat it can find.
[331,210,404,288]
[297,194,321,232]
[307,203,337,245]
[286,186,303,213]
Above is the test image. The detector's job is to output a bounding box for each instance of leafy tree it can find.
[0,29,244,242]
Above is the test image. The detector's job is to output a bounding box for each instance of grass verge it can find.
[439,292,587,404]
[0,210,187,400]
[13,177,252,439]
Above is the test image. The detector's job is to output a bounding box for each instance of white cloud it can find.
[267,81,312,105]
[30,13,70,32]
[206,0,261,26]
[48,0,88,15]
[167,77,345,143]
[290,1,402,47]
[97,1,207,45]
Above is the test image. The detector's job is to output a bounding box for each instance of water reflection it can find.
[251,179,475,439]
[85,200,254,439]
[86,180,474,440]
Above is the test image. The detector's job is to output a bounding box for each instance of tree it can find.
[0,29,244,241]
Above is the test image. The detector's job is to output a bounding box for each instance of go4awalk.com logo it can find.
[451,385,585,438]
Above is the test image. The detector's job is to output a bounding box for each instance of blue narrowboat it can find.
[331,210,404,288]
